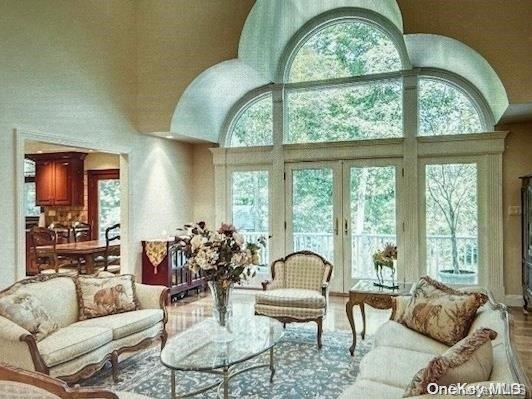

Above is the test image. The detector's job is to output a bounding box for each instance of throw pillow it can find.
[404,328,497,397]
[0,292,59,341]
[400,276,488,346]
[75,274,139,320]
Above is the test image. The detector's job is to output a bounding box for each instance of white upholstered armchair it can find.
[254,251,333,348]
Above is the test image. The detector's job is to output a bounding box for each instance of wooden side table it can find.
[346,280,412,356]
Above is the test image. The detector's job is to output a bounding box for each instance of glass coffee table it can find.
[161,315,284,399]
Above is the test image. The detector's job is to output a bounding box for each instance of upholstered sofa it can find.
[339,291,531,399]
[0,274,168,383]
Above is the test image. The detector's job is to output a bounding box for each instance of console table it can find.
[346,279,412,355]
[142,239,206,300]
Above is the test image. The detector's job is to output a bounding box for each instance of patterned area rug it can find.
[84,327,373,399]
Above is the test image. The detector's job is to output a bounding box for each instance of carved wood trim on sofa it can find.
[0,362,119,398]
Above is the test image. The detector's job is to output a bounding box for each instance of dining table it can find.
[55,239,120,274]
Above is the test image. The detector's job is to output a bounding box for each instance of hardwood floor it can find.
[166,290,532,383]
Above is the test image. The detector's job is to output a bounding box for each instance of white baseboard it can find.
[504,295,523,307]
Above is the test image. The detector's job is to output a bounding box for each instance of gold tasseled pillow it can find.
[75,274,139,320]
[400,276,488,346]
[404,328,497,397]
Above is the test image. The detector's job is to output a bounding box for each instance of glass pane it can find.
[287,80,402,143]
[231,171,270,267]
[98,179,120,240]
[24,159,36,177]
[419,78,483,136]
[292,168,334,262]
[350,166,396,280]
[426,164,478,285]
[24,182,41,217]
[289,20,402,83]
[230,94,273,147]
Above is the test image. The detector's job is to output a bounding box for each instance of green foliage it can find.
[231,95,273,147]
[419,79,482,136]
[98,180,120,239]
[232,171,269,232]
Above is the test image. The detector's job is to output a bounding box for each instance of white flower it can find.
[233,232,245,246]
[190,235,204,251]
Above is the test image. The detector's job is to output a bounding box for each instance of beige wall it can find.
[84,153,120,171]
[0,0,193,288]
[136,0,254,133]
[192,144,216,226]
[500,122,532,295]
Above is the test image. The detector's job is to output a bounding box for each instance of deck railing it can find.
[243,231,478,279]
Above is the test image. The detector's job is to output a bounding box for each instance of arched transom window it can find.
[225,17,491,148]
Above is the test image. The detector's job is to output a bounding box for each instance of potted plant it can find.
[176,222,265,342]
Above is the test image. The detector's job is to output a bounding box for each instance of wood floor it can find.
[166,290,532,382]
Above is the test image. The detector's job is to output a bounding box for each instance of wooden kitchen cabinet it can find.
[27,152,87,207]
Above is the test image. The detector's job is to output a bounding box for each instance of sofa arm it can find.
[135,284,168,311]
[0,316,36,372]
[391,295,410,321]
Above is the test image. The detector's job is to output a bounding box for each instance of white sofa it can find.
[0,274,168,383]
[339,291,530,399]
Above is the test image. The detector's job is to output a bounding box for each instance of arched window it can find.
[229,94,273,147]
[418,78,483,136]
[288,20,403,83]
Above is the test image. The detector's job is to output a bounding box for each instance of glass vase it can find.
[208,281,234,343]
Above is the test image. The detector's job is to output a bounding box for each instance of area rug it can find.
[84,327,373,399]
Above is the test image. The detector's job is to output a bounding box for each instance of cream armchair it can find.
[255,251,333,348]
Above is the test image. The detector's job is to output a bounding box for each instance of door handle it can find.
[344,219,349,235]
[335,218,339,236]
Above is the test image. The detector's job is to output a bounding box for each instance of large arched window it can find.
[288,20,403,83]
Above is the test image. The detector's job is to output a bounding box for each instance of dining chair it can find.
[72,221,92,242]
[103,223,121,274]
[30,227,59,273]
[48,223,71,244]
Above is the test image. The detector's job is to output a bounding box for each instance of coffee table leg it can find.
[223,367,229,399]
[346,298,357,356]
[269,347,275,382]
[360,303,366,340]
[171,370,176,398]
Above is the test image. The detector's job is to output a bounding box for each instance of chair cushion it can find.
[0,381,61,399]
[72,309,164,340]
[255,303,325,320]
[284,253,329,291]
[358,346,436,389]
[338,379,405,399]
[256,289,326,309]
[38,326,112,367]
[374,320,449,355]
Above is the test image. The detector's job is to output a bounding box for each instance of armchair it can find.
[255,251,333,349]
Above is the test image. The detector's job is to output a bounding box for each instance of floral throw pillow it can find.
[76,275,139,320]
[404,328,497,397]
[0,292,59,341]
[400,276,488,346]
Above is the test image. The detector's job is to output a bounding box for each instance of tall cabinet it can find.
[520,175,532,314]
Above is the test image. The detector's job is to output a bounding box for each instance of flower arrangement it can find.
[176,222,265,286]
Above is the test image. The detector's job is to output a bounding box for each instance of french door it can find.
[285,160,402,293]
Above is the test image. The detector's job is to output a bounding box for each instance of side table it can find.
[346,280,412,356]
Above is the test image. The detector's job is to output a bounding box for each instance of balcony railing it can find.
[243,231,478,279]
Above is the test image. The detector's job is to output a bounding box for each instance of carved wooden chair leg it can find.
[161,330,168,350]
[283,322,286,329]
[317,317,323,349]
[110,352,119,383]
